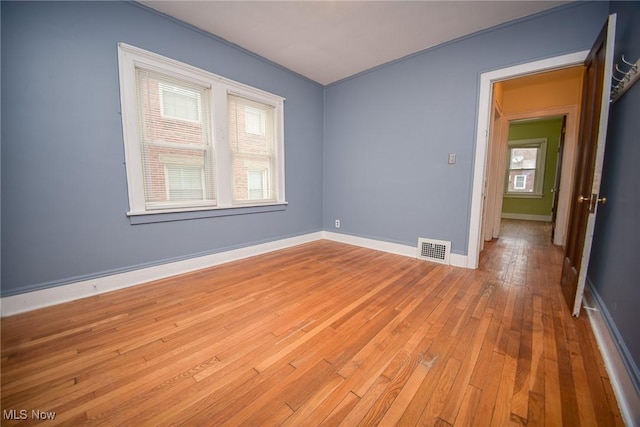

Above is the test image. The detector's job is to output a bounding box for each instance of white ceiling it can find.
[140,1,572,85]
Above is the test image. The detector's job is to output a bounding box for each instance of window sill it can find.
[504,193,544,199]
[128,202,288,224]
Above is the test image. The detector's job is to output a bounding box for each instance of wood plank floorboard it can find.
[1,220,624,426]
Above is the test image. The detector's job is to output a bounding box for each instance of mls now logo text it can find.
[3,409,56,420]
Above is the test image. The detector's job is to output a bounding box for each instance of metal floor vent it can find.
[417,238,451,265]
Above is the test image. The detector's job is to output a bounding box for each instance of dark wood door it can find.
[561,15,616,316]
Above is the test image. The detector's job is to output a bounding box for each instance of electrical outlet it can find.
[335,219,340,228]
[448,153,456,164]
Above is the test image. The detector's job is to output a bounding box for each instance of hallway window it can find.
[505,138,546,197]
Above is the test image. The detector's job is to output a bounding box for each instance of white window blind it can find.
[228,94,275,204]
[166,165,205,200]
[135,69,215,209]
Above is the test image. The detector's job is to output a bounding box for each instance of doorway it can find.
[467,52,588,269]
[483,68,582,258]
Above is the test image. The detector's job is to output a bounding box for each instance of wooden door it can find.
[561,15,616,317]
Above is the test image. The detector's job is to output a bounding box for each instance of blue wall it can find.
[1,1,324,296]
[2,0,636,405]
[587,1,640,391]
[323,1,608,255]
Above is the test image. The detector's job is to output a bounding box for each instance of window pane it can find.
[228,94,276,203]
[166,165,204,200]
[244,106,265,135]
[160,84,201,122]
[144,147,209,203]
[507,169,536,192]
[232,157,273,202]
[248,169,266,199]
[136,69,215,208]
[510,148,538,170]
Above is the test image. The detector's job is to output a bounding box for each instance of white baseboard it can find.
[0,231,470,317]
[583,285,640,426]
[0,232,324,317]
[501,213,552,222]
[322,231,468,268]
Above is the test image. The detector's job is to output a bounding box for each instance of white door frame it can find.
[483,100,504,244]
[467,51,588,269]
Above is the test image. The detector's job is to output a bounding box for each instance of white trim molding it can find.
[1,231,471,317]
[583,284,640,426]
[323,231,468,268]
[501,213,552,222]
[0,232,323,317]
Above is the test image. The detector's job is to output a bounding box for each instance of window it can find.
[118,43,285,216]
[166,165,204,201]
[229,95,275,204]
[159,83,201,123]
[247,169,268,200]
[134,69,214,210]
[244,106,265,136]
[505,138,547,197]
[513,174,527,190]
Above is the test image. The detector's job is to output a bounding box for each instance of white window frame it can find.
[118,43,286,216]
[504,138,547,198]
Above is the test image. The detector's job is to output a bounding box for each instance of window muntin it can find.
[505,138,547,197]
[118,43,285,216]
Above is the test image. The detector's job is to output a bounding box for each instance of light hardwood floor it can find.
[1,220,623,426]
